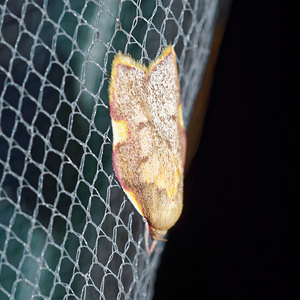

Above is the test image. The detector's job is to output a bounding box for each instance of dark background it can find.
[154,1,297,299]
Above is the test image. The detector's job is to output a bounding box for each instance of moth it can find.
[109,45,186,254]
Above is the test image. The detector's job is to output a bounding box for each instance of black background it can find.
[154,1,297,299]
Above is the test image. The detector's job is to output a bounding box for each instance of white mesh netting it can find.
[0,0,218,299]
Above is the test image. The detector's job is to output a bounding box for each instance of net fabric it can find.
[0,0,218,299]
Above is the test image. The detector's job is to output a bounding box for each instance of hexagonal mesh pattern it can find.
[0,0,218,299]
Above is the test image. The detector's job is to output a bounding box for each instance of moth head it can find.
[150,227,168,241]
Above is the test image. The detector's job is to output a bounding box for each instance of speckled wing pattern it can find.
[109,45,186,240]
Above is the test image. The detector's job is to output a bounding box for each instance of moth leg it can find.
[144,220,157,255]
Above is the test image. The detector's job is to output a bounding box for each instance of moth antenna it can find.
[144,220,158,255]
[144,219,151,255]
